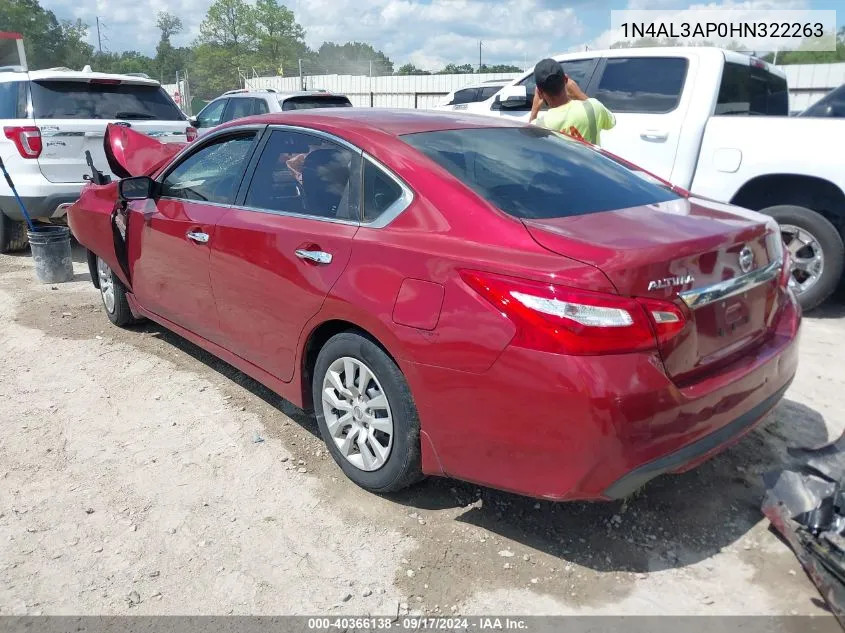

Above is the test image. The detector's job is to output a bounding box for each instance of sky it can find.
[42,0,843,70]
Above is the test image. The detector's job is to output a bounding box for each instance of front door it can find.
[210,128,361,382]
[128,130,260,342]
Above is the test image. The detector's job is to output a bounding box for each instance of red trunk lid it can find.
[523,197,784,383]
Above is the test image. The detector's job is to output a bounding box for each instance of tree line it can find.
[1,0,522,100]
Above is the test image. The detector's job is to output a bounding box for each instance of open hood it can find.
[104,123,186,179]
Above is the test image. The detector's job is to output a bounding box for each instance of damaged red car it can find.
[67,110,801,500]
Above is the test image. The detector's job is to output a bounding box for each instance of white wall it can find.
[245,72,521,109]
[777,62,845,112]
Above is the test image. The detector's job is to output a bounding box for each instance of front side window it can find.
[402,127,678,220]
[253,98,269,115]
[30,81,185,120]
[595,57,688,114]
[161,133,256,204]
[716,62,789,116]
[479,85,503,100]
[243,129,359,220]
[197,99,227,128]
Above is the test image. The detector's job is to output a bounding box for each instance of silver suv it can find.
[0,66,192,252]
[190,89,353,138]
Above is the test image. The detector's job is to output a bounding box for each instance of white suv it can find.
[0,66,194,252]
[190,89,353,138]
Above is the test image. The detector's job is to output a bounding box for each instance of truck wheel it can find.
[762,205,844,311]
[0,212,29,253]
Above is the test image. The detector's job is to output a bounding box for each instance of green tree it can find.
[479,63,522,73]
[155,12,190,83]
[312,41,394,75]
[0,0,65,68]
[246,0,306,75]
[59,19,94,70]
[395,63,430,75]
[193,0,255,98]
[438,63,474,74]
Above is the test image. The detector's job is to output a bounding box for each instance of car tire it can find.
[312,331,424,493]
[0,212,29,253]
[762,204,845,312]
[96,256,136,327]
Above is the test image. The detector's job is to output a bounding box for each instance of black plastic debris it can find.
[763,433,845,628]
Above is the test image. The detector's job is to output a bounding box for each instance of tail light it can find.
[461,270,687,356]
[4,126,42,159]
[186,126,198,142]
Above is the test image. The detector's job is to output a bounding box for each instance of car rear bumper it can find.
[0,194,78,220]
[409,288,801,501]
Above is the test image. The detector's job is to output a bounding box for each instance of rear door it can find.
[127,129,260,342]
[210,127,361,382]
[31,77,189,183]
[591,55,692,182]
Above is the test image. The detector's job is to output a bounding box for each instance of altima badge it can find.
[648,274,695,291]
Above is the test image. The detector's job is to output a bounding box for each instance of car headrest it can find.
[301,148,351,217]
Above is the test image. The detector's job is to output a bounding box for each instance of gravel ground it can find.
[1,244,845,616]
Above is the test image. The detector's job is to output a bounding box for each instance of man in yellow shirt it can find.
[529,58,616,146]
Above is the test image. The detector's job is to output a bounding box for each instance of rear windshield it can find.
[402,127,679,219]
[280,96,352,111]
[31,80,185,120]
[715,62,788,116]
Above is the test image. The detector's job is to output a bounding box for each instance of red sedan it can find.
[68,110,800,501]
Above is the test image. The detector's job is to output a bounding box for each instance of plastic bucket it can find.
[28,225,74,284]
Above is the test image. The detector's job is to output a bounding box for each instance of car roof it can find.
[224,107,525,137]
[222,90,349,99]
[23,68,162,85]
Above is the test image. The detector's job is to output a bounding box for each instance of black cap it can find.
[534,58,566,92]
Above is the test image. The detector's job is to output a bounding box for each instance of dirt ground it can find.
[2,244,845,617]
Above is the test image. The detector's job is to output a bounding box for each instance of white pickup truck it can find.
[465,46,845,310]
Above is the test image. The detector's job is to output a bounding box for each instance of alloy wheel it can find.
[781,224,825,297]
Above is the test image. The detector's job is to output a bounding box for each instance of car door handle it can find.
[295,249,332,264]
[640,130,669,142]
[186,231,209,244]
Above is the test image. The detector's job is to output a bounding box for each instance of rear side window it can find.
[161,133,256,204]
[363,160,403,222]
[243,129,359,220]
[479,85,502,100]
[716,62,789,116]
[280,96,352,111]
[402,127,678,220]
[30,80,185,120]
[0,81,26,119]
[450,88,480,105]
[595,57,688,113]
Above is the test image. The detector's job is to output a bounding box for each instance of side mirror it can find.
[119,176,156,201]
[189,116,199,127]
[498,85,529,108]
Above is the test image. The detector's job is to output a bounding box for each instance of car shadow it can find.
[129,320,321,439]
[387,397,829,574]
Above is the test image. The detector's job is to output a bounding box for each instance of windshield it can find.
[31,80,185,120]
[280,95,352,111]
[402,127,679,219]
